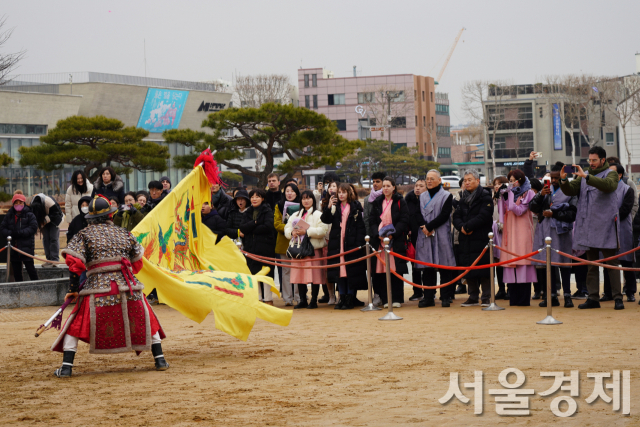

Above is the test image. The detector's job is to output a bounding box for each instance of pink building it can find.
[297,68,438,158]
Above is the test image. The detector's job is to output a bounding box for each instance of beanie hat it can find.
[11,190,26,205]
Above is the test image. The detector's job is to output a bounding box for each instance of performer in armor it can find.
[51,195,169,377]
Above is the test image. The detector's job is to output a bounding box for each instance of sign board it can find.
[355,105,366,117]
[197,101,226,112]
[370,127,385,132]
[137,88,189,133]
[552,103,562,151]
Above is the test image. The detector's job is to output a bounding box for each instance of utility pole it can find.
[387,91,392,153]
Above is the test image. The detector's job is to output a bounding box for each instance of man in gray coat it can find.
[559,146,623,310]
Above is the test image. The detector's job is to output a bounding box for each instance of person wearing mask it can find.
[497,170,536,306]
[92,166,125,204]
[135,191,148,207]
[225,189,251,239]
[0,191,39,281]
[453,170,494,307]
[113,192,145,232]
[30,193,64,263]
[211,183,232,220]
[560,147,622,310]
[141,181,165,215]
[415,170,455,308]
[601,164,636,303]
[65,170,94,223]
[274,183,301,306]
[66,196,92,243]
[321,183,367,309]
[265,173,283,213]
[319,181,339,305]
[160,176,172,195]
[201,202,226,244]
[405,178,426,302]
[363,171,386,306]
[239,189,277,305]
[285,191,329,309]
[529,162,577,308]
[491,176,509,300]
[369,177,410,308]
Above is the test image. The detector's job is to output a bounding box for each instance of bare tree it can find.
[360,85,415,152]
[0,16,26,86]
[233,74,293,108]
[461,79,512,180]
[604,77,640,174]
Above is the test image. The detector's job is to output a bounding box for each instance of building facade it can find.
[0,72,231,197]
[451,123,486,176]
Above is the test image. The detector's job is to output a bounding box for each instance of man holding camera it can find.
[559,146,623,310]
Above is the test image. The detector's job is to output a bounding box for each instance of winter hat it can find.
[160,176,172,187]
[11,190,26,205]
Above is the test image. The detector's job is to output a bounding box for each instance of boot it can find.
[564,295,574,308]
[455,284,467,294]
[294,284,308,309]
[54,351,75,378]
[318,284,330,304]
[334,293,344,310]
[327,283,337,305]
[307,285,319,309]
[578,299,601,309]
[539,296,560,307]
[339,294,354,310]
[152,343,169,371]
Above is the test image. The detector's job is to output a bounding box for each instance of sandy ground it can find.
[1,287,639,427]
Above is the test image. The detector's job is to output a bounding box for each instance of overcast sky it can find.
[3,0,639,125]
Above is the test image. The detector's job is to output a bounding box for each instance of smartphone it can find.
[330,192,336,197]
[563,165,574,174]
[543,181,551,190]
[535,152,543,158]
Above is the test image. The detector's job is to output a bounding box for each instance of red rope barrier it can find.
[554,249,640,271]
[494,244,640,267]
[242,246,362,263]
[389,249,541,270]
[0,246,6,254]
[376,246,489,290]
[8,247,66,265]
[242,250,378,269]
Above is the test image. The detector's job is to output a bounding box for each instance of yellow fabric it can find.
[132,166,292,341]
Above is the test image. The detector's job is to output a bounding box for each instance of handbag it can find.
[286,235,315,259]
[405,239,416,260]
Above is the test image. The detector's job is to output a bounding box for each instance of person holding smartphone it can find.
[529,162,577,308]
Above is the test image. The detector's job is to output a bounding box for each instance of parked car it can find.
[441,176,461,188]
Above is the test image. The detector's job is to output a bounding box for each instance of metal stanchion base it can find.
[379,312,403,321]
[482,302,505,311]
[361,303,382,312]
[536,315,562,325]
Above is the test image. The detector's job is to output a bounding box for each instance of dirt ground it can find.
[1,288,639,427]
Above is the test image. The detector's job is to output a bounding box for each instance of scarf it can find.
[460,185,482,206]
[376,198,396,273]
[211,189,223,207]
[339,203,351,278]
[510,177,531,200]
[368,188,383,203]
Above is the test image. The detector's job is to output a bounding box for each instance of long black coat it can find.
[0,206,38,260]
[369,193,410,275]
[225,206,246,239]
[202,210,227,244]
[321,201,367,289]
[239,203,276,277]
[404,190,421,246]
[452,187,494,279]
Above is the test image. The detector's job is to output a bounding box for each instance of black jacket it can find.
[140,194,165,216]
[0,206,38,260]
[321,201,367,289]
[212,190,233,220]
[369,193,410,275]
[202,210,226,244]
[92,175,126,204]
[405,190,421,246]
[225,205,247,239]
[529,186,578,224]
[239,204,276,276]
[66,195,92,243]
[452,187,494,279]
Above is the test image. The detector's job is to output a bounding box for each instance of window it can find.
[422,91,425,102]
[423,117,426,127]
[606,132,614,145]
[0,124,47,135]
[333,120,347,131]
[389,91,405,102]
[304,74,309,88]
[430,92,433,102]
[304,95,310,109]
[391,117,406,128]
[312,95,318,109]
[328,94,345,105]
[436,126,451,135]
[274,152,284,158]
[488,132,534,159]
[415,115,418,126]
[436,104,450,115]
[437,147,451,158]
[312,74,317,87]
[357,92,374,103]
[243,149,257,159]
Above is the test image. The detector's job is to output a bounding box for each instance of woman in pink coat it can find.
[499,169,537,306]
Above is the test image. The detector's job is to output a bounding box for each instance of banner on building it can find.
[137,88,189,133]
[552,104,562,151]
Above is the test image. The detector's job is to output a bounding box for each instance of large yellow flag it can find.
[132,165,292,341]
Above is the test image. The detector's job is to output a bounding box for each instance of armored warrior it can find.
[51,195,169,377]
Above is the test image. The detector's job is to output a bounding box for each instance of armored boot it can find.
[152,343,170,371]
[54,351,75,378]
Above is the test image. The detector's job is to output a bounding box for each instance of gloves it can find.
[68,272,80,293]
[116,206,125,217]
[129,205,137,215]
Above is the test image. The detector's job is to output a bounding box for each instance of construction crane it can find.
[435,27,465,85]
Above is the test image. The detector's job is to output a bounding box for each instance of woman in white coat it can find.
[65,170,94,223]
[285,190,329,309]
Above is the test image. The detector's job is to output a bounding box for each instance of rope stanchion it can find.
[6,237,12,282]
[494,244,640,267]
[483,233,504,311]
[376,246,489,290]
[537,237,562,325]
[9,246,66,265]
[243,246,363,263]
[390,248,540,270]
[242,250,378,269]
[554,249,640,271]
[361,236,381,312]
[379,237,402,321]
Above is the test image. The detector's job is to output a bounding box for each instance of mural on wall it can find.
[137,88,189,132]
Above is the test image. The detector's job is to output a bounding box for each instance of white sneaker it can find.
[392,302,401,308]
[372,294,382,307]
[383,303,389,308]
[328,297,337,305]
